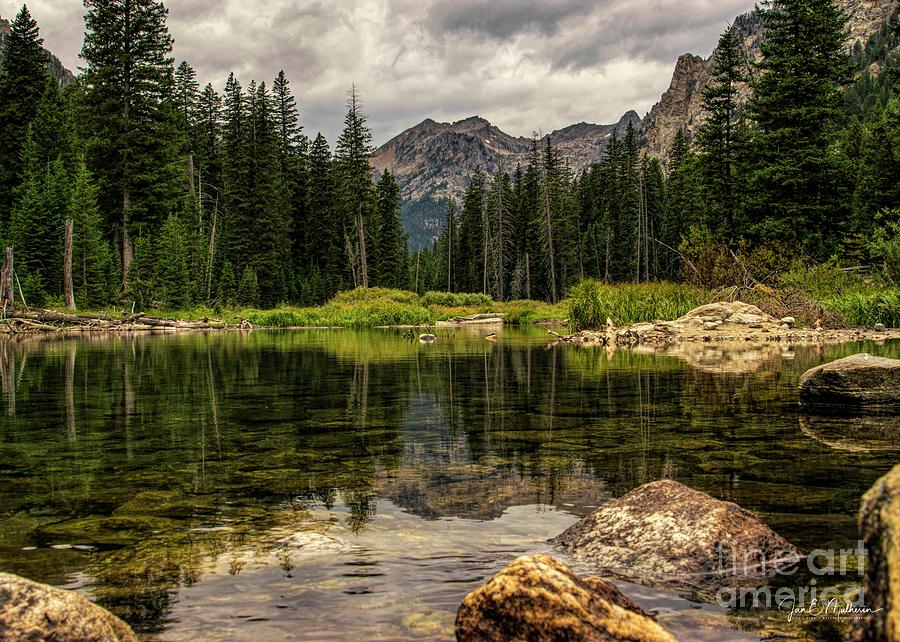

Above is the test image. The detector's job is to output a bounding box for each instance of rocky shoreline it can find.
[556,301,900,349]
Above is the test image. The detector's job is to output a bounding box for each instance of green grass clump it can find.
[330,287,422,306]
[422,291,493,307]
[244,301,433,328]
[779,262,871,300]
[822,290,900,327]
[569,280,705,331]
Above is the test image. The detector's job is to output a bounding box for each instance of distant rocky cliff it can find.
[641,0,899,160]
[372,111,640,204]
[0,13,76,86]
[372,112,640,246]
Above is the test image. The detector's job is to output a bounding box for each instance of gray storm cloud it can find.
[2,0,756,145]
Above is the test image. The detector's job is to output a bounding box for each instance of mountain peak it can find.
[451,116,492,132]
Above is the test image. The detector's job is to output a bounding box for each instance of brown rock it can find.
[455,554,677,642]
[855,463,900,641]
[800,353,900,407]
[675,301,777,326]
[551,480,800,596]
[0,572,137,642]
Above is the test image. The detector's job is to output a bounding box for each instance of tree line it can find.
[417,0,899,298]
[0,1,407,310]
[0,0,897,311]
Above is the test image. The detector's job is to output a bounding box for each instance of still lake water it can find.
[0,327,898,641]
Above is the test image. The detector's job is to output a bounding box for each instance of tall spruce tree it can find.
[247,81,291,306]
[81,0,183,287]
[458,169,486,293]
[374,170,407,289]
[745,0,852,256]
[697,25,746,240]
[434,198,459,292]
[305,133,344,300]
[68,156,113,307]
[335,86,376,288]
[0,5,50,216]
[272,70,308,297]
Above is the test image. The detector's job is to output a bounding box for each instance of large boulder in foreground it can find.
[551,480,800,596]
[0,573,137,642]
[855,463,900,642]
[800,353,900,408]
[456,554,677,642]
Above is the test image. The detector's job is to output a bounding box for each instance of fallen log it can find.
[0,309,230,333]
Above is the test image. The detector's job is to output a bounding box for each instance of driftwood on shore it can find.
[0,309,242,334]
[437,313,505,327]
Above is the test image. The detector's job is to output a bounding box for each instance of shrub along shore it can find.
[7,265,899,334]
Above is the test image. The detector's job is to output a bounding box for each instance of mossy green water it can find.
[0,330,898,639]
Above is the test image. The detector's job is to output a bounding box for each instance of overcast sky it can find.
[2,0,757,145]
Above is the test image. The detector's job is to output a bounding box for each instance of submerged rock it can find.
[800,414,900,452]
[0,572,137,642]
[455,554,677,642]
[275,531,350,555]
[551,480,800,596]
[855,463,900,642]
[800,353,900,408]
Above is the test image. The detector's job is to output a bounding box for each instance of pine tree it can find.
[853,100,900,232]
[745,0,853,256]
[155,213,190,308]
[697,25,746,240]
[305,133,343,300]
[374,170,407,289]
[9,142,69,302]
[68,156,113,307]
[174,60,200,195]
[486,169,514,300]
[666,130,705,275]
[272,70,308,297]
[216,259,236,307]
[81,0,183,287]
[335,86,376,288]
[434,198,459,292]
[0,5,50,215]
[237,266,259,307]
[221,73,252,281]
[458,169,486,293]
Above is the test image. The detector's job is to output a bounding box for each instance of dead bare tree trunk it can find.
[64,219,75,311]
[542,182,558,304]
[1,247,15,312]
[122,191,133,290]
[414,250,421,294]
[206,197,218,304]
[357,206,369,288]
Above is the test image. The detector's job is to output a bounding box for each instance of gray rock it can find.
[800,353,900,408]
[551,480,800,597]
[0,573,137,642]
[780,316,795,326]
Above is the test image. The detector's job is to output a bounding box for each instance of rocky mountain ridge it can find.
[372,111,641,204]
[641,0,899,160]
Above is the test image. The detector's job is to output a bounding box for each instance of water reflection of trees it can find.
[0,332,899,633]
